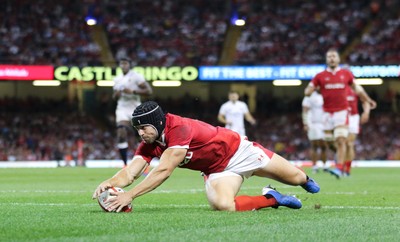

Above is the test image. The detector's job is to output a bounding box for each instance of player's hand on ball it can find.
[92,182,113,199]
[106,190,133,213]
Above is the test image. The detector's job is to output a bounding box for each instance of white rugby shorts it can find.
[206,137,272,184]
[307,122,325,140]
[348,114,360,134]
[116,106,136,123]
[323,109,349,131]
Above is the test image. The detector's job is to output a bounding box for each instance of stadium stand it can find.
[1,95,399,162]
[347,0,400,64]
[0,0,101,66]
[234,0,372,65]
[102,0,228,66]
[1,1,398,66]
[1,1,399,163]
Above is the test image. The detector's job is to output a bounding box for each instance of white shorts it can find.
[348,114,360,134]
[307,123,325,140]
[115,106,136,123]
[206,137,272,183]
[323,109,349,131]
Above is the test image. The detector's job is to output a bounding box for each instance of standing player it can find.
[92,101,320,212]
[302,90,328,173]
[344,86,376,176]
[113,58,153,166]
[304,48,375,178]
[218,91,256,136]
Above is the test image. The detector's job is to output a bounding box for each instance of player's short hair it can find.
[119,57,132,64]
[131,101,166,139]
[326,48,339,54]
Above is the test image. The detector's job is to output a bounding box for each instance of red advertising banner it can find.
[0,65,54,80]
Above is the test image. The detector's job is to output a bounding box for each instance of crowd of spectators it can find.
[0,98,121,163]
[1,96,399,163]
[1,0,399,67]
[234,0,372,65]
[1,1,400,163]
[0,0,101,66]
[101,0,228,66]
[347,0,400,64]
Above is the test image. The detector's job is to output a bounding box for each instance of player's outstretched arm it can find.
[127,148,186,198]
[91,157,147,199]
[107,148,186,212]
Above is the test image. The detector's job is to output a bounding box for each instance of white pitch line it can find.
[0,202,84,206]
[313,205,400,210]
[0,190,88,193]
[0,188,369,195]
[0,203,399,210]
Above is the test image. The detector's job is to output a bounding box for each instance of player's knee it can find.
[347,139,355,146]
[212,198,235,211]
[324,133,334,142]
[334,127,349,140]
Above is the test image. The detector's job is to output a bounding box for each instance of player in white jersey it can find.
[302,91,329,173]
[218,91,256,136]
[113,58,153,166]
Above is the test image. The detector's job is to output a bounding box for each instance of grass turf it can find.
[0,167,399,242]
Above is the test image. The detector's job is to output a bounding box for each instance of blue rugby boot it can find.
[262,185,302,209]
[301,177,320,193]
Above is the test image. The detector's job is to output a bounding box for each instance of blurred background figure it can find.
[302,90,328,173]
[344,85,377,176]
[113,58,152,167]
[218,90,256,136]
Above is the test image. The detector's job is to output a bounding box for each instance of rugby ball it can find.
[97,187,132,213]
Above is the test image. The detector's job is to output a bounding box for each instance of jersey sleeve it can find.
[113,77,123,91]
[347,69,355,85]
[310,73,320,87]
[132,72,146,86]
[134,143,158,163]
[219,103,227,115]
[241,102,250,113]
[166,124,193,149]
[302,96,310,107]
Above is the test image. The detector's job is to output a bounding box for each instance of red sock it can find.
[344,160,352,174]
[336,163,344,171]
[234,195,277,211]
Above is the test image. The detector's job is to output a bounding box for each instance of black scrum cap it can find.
[131,101,166,139]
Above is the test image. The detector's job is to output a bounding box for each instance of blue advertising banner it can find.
[199,65,400,81]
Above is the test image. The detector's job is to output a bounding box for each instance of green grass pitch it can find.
[1,167,399,242]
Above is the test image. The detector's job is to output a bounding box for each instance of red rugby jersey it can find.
[347,87,359,115]
[311,68,354,112]
[135,113,241,175]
